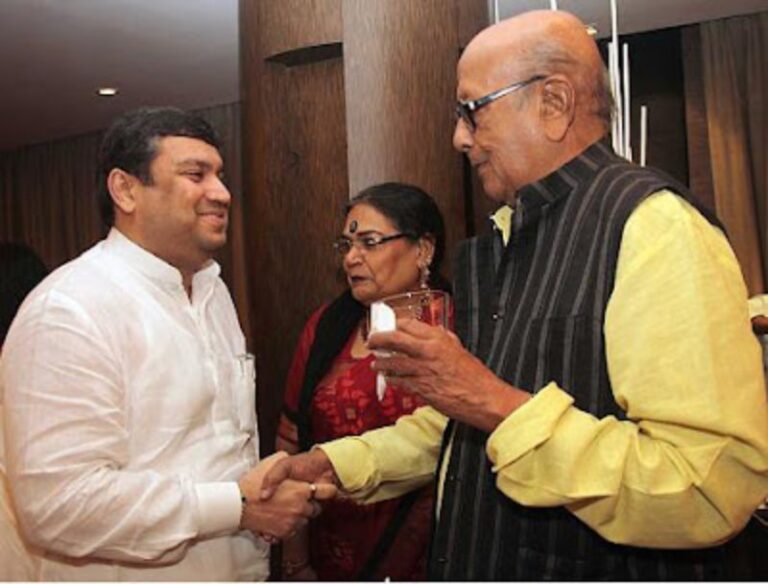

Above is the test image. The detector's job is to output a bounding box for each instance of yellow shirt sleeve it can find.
[486,190,768,548]
[319,405,447,503]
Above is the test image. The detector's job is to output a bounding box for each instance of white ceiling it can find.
[0,0,239,152]
[0,0,766,153]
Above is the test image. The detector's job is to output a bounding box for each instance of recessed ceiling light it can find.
[97,87,119,97]
[586,24,598,36]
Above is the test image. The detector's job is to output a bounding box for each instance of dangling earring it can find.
[419,260,431,290]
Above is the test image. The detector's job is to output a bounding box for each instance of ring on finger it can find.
[308,482,317,500]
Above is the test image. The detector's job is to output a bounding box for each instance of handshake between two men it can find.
[238,450,337,540]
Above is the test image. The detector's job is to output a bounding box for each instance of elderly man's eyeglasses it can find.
[332,233,411,256]
[455,75,546,132]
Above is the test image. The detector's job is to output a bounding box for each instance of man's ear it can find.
[107,168,139,215]
[539,75,575,142]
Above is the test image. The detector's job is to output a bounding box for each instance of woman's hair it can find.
[346,182,448,289]
[0,243,48,345]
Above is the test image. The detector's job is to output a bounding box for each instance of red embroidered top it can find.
[281,305,433,581]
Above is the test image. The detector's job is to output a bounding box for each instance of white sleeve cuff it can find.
[194,482,242,538]
[749,294,768,318]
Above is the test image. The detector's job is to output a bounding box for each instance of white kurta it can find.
[0,228,268,580]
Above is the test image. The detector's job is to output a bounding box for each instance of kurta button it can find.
[492,312,500,320]
[436,557,447,564]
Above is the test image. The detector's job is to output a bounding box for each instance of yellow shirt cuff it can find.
[486,383,574,471]
[317,438,378,493]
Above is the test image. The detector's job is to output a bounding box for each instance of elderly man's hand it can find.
[752,315,768,336]
[238,452,336,540]
[260,449,339,501]
[367,318,530,432]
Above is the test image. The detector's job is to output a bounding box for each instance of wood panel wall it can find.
[240,0,349,451]
[681,25,716,211]
[343,0,466,277]
[240,0,487,453]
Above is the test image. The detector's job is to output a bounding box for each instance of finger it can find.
[366,329,399,350]
[275,513,309,540]
[318,470,338,484]
[368,328,438,357]
[260,459,292,500]
[396,317,442,338]
[397,319,459,350]
[366,327,421,353]
[371,354,418,377]
[301,501,315,518]
[312,482,338,501]
[262,450,289,464]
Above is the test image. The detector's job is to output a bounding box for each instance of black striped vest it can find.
[429,141,726,580]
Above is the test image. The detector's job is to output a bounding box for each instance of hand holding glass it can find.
[368,289,452,399]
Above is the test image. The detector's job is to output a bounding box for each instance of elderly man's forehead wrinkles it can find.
[457,45,510,97]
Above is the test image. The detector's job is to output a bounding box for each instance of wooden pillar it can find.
[681,24,716,211]
[240,0,487,453]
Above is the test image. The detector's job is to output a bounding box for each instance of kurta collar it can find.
[104,228,220,295]
[510,140,619,232]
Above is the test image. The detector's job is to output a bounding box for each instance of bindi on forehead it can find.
[349,220,358,234]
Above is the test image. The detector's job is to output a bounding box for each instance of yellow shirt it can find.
[320,190,768,548]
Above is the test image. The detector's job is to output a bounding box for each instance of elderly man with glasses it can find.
[262,9,768,581]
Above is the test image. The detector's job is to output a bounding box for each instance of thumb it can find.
[259,458,291,500]
[312,482,338,501]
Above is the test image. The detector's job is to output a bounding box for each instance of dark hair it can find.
[97,106,222,226]
[0,243,48,346]
[346,182,448,289]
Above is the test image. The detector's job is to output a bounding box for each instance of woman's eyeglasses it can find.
[332,233,411,256]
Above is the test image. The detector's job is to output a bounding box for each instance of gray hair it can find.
[515,41,614,132]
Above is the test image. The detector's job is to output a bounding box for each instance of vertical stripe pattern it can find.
[429,142,726,580]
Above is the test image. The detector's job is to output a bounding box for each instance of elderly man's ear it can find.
[539,76,576,142]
